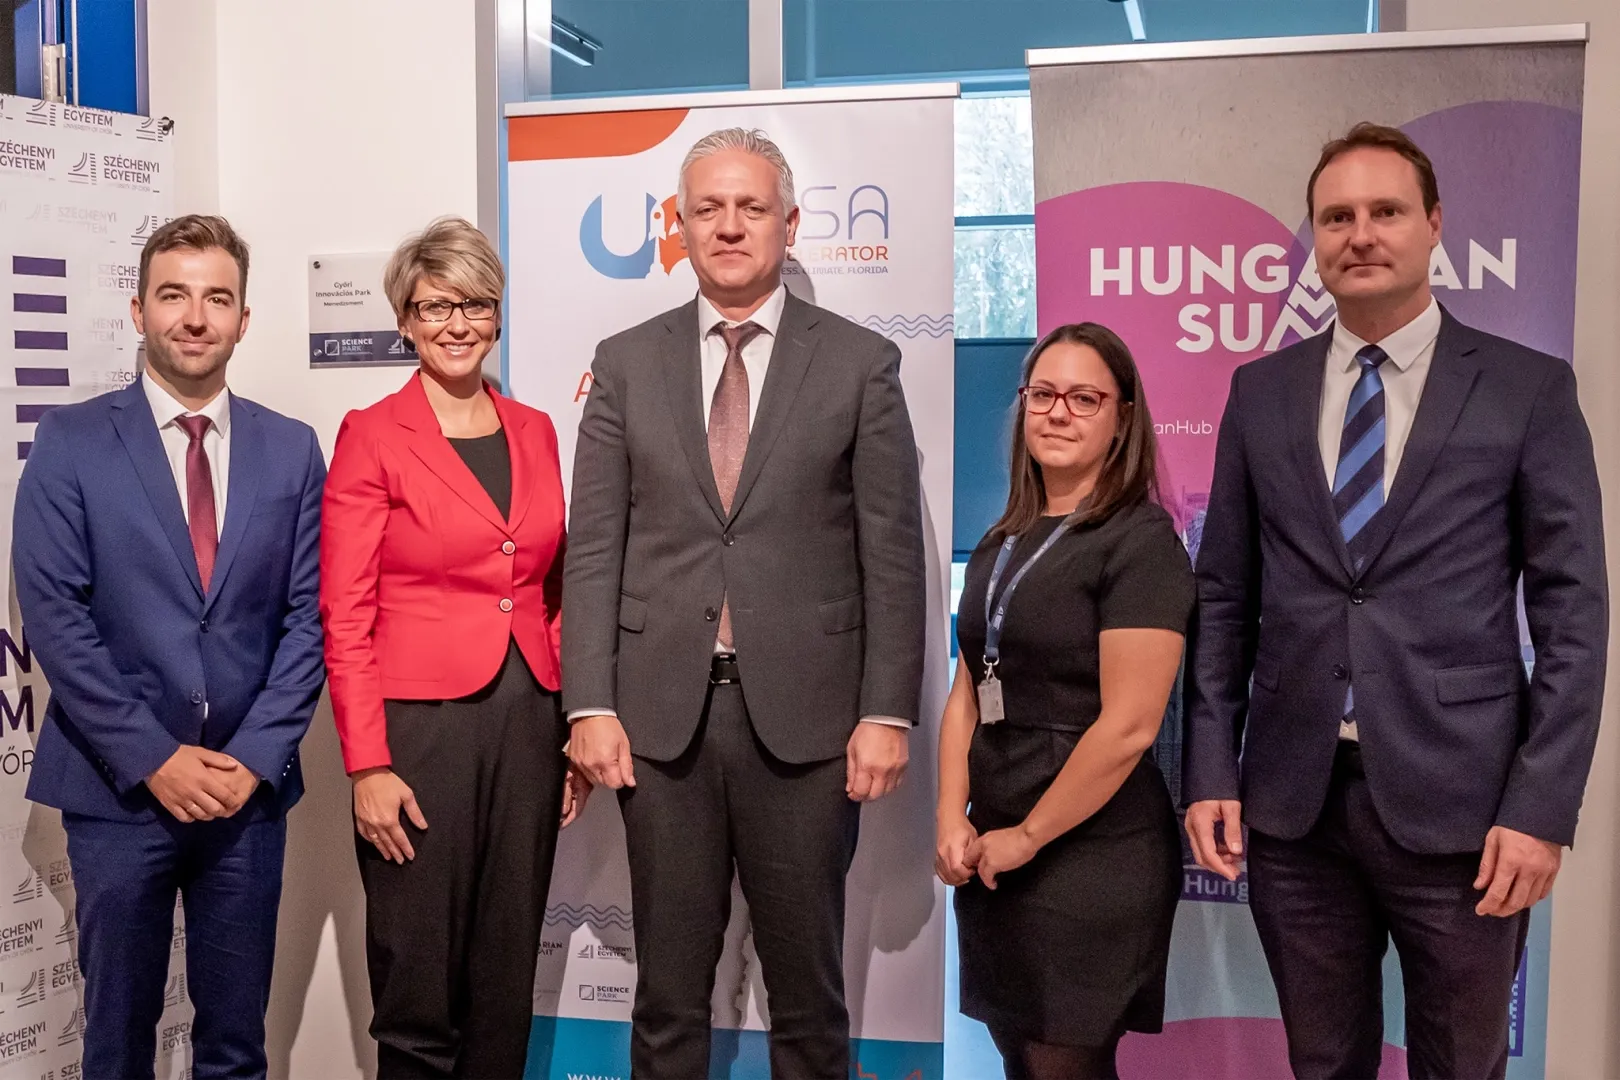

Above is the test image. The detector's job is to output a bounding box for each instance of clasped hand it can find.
[147,745,259,823]
[936,814,1039,889]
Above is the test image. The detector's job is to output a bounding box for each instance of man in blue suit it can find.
[1184,124,1607,1079]
[14,214,326,1080]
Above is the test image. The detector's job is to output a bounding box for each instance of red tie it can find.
[175,415,218,591]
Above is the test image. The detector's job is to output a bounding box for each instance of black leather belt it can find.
[710,653,741,685]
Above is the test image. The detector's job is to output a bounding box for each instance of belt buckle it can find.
[710,653,740,685]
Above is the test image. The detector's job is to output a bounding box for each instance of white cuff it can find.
[859,715,912,730]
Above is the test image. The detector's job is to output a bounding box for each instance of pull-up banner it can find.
[504,84,957,1080]
[1029,25,1586,1080]
[0,94,177,1080]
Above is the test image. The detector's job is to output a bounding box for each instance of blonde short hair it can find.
[383,216,505,320]
[677,128,796,216]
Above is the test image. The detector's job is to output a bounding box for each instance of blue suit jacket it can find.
[14,378,326,822]
[1184,310,1608,854]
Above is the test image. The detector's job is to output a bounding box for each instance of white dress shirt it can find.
[569,284,907,732]
[698,282,787,435]
[1317,297,1441,495]
[143,373,230,539]
[1317,296,1441,740]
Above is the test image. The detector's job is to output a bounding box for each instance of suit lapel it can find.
[111,382,204,600]
[393,374,508,531]
[490,389,534,531]
[204,394,261,611]
[1285,331,1355,579]
[1349,313,1480,578]
[660,301,728,524]
[727,293,818,523]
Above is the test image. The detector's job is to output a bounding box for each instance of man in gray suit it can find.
[564,128,926,1079]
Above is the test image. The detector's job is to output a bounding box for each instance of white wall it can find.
[1398,5,1620,1078]
[146,2,491,1075]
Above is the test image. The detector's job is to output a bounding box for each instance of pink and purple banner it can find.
[1030,28,1585,1080]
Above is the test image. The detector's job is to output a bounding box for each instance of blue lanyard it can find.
[982,523,1070,669]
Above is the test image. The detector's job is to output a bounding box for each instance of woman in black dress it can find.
[937,322,1193,1080]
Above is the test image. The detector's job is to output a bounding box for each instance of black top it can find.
[955,501,1195,735]
[448,430,512,521]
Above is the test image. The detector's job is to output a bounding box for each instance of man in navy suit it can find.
[1184,123,1607,1079]
[14,215,326,1079]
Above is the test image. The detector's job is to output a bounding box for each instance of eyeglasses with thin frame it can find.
[408,298,499,323]
[1019,384,1112,418]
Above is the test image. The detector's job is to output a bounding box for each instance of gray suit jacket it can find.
[562,291,927,763]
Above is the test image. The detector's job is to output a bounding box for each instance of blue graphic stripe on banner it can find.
[16,404,58,424]
[16,369,70,387]
[525,1017,943,1080]
[13,294,68,314]
[15,331,68,351]
[12,257,67,277]
[17,443,32,461]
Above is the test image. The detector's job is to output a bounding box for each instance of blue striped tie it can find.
[1334,343,1388,736]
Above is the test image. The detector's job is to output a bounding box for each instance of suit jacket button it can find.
[704,607,717,622]
[1350,587,1365,604]
[502,540,516,555]
[499,598,513,613]
[199,619,209,632]
[1331,665,1347,680]
[722,533,734,546]
[190,690,203,704]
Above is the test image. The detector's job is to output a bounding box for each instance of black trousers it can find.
[358,642,567,1079]
[1247,743,1530,1080]
[618,681,860,1080]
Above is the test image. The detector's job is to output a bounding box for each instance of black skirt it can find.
[954,727,1182,1046]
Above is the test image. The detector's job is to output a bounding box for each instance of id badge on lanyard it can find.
[979,523,1069,725]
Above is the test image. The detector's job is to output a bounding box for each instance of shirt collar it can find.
[142,373,231,436]
[697,281,788,341]
[1332,297,1442,374]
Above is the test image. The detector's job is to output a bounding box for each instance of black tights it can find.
[990,1027,1121,1080]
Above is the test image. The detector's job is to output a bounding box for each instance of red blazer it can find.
[320,374,566,774]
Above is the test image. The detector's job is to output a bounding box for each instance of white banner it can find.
[0,95,177,1079]
[505,86,956,1080]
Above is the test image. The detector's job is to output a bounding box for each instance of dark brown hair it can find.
[1306,121,1440,219]
[137,214,251,302]
[989,322,1161,541]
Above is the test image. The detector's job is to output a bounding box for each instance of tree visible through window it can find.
[954,94,1035,339]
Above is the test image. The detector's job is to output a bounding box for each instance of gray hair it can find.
[676,128,796,216]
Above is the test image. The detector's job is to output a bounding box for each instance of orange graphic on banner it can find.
[655,195,687,273]
[507,110,688,161]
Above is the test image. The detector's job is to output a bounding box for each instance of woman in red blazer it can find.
[320,217,584,1079]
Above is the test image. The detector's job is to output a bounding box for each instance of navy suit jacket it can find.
[14,378,326,822]
[1184,310,1607,854]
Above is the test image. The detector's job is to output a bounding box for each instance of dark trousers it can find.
[65,802,286,1080]
[359,643,567,1079]
[618,681,860,1080]
[1247,743,1530,1080]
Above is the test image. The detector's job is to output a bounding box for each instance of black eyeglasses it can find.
[408,298,499,323]
[1019,385,1112,418]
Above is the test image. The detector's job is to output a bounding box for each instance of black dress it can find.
[952,500,1194,1046]
[358,430,569,1079]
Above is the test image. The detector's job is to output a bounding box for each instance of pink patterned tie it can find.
[707,321,764,650]
[175,414,218,591]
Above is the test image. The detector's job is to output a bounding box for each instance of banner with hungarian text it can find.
[504,86,956,1080]
[1030,27,1585,1080]
[0,94,177,1079]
